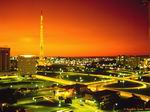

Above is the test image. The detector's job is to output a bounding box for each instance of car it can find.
[32,96,44,102]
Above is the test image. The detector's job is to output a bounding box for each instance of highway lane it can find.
[32,72,149,90]
[32,74,76,85]
[65,72,148,89]
[0,75,17,79]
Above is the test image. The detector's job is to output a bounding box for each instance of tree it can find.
[65,98,72,104]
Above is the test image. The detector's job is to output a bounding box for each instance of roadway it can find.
[32,72,150,101]
[33,72,148,90]
[65,72,148,89]
[0,75,17,79]
[32,74,76,85]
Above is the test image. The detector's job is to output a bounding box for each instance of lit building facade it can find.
[18,55,37,75]
[116,55,141,69]
[10,56,18,71]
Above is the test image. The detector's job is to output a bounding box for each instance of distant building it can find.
[83,89,120,109]
[0,47,10,72]
[143,58,150,68]
[125,56,141,68]
[10,56,18,71]
[116,55,141,69]
[17,55,37,75]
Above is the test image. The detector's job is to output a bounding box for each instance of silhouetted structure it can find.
[0,47,10,72]
[115,94,145,110]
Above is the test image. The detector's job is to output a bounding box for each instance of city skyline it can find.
[0,0,149,57]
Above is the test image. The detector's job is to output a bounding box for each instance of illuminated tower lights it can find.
[40,10,44,60]
[38,10,46,66]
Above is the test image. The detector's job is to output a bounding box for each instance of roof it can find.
[62,84,87,89]
[93,90,119,96]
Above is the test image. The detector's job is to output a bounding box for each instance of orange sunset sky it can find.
[0,0,149,57]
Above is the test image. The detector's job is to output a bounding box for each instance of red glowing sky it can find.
[0,0,149,56]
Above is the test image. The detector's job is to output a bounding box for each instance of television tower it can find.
[40,10,44,59]
[38,10,46,65]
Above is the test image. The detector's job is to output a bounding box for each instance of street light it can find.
[58,101,61,107]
